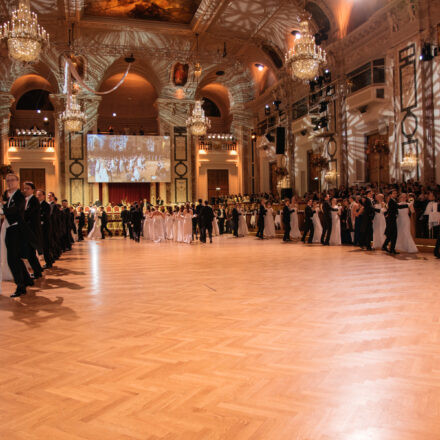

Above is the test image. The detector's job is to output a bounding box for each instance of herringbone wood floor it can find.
[1,237,440,440]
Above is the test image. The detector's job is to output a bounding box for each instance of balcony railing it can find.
[199,141,237,151]
[8,137,55,150]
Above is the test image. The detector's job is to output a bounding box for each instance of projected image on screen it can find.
[87,135,171,183]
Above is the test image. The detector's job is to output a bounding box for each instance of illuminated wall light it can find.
[112,112,117,117]
[43,117,48,122]
[37,109,41,114]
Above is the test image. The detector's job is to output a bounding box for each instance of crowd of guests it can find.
[1,173,82,298]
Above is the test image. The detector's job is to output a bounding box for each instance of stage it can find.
[1,237,439,439]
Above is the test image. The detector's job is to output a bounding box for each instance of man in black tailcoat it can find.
[199,200,215,243]
[48,193,62,259]
[194,199,203,240]
[76,206,85,241]
[217,205,226,234]
[231,203,239,237]
[120,206,130,238]
[2,174,36,297]
[359,190,375,251]
[282,199,291,242]
[36,189,53,268]
[382,189,399,254]
[100,207,113,239]
[61,199,73,251]
[131,204,142,242]
[23,181,43,278]
[256,200,266,239]
[321,194,332,246]
[301,199,315,244]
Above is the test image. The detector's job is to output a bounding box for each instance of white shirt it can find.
[25,194,33,210]
[424,201,436,216]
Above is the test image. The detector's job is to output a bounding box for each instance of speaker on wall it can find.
[281,188,293,200]
[276,127,285,154]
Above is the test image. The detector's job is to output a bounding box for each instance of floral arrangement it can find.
[366,139,389,155]
[0,164,13,176]
[310,156,329,169]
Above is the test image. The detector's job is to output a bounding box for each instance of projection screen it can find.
[87,135,171,183]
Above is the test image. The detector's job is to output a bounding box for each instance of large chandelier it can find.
[187,100,211,136]
[61,95,86,133]
[285,19,326,81]
[400,152,417,173]
[0,0,49,63]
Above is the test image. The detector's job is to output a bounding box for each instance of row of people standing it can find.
[1,174,79,297]
[300,190,419,253]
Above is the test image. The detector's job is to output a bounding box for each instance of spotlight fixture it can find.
[43,117,48,122]
[420,43,433,61]
[324,69,332,83]
[255,63,264,71]
[112,112,117,117]
[124,53,136,64]
[37,109,41,114]
[265,104,270,115]
[273,100,281,111]
[291,30,301,38]
[251,132,257,140]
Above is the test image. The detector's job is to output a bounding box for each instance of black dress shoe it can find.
[11,287,26,298]
[25,279,34,287]
[382,246,389,252]
[31,273,43,280]
[390,250,399,255]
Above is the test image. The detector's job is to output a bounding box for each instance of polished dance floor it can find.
[1,237,440,439]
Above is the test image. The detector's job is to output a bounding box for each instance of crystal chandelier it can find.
[400,152,417,173]
[285,19,326,81]
[0,0,49,63]
[324,169,337,184]
[187,100,211,136]
[61,95,86,133]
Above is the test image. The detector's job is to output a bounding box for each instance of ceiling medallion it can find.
[285,19,326,81]
[0,0,49,63]
[187,100,211,136]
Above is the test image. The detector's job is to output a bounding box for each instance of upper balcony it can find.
[8,136,55,152]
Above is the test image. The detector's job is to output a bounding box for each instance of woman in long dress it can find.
[264,202,276,238]
[290,196,302,239]
[1,215,13,281]
[165,207,174,240]
[177,206,185,243]
[172,206,180,242]
[212,212,220,236]
[312,202,323,244]
[274,209,281,230]
[329,198,341,245]
[152,209,165,243]
[183,204,193,244]
[372,194,386,250]
[237,205,249,237]
[396,193,418,253]
[88,211,102,240]
[143,207,152,240]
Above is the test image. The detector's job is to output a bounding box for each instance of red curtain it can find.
[107,183,150,205]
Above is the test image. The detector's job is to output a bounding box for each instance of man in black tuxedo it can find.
[48,193,63,258]
[359,190,375,251]
[131,204,142,242]
[61,199,73,251]
[302,199,315,243]
[231,204,239,237]
[194,199,203,240]
[382,189,399,254]
[120,206,130,238]
[36,189,53,268]
[256,200,266,239]
[321,194,332,246]
[434,201,440,259]
[76,206,85,241]
[217,205,226,234]
[23,181,43,278]
[2,174,35,297]
[199,201,215,243]
[282,199,292,242]
[99,207,112,239]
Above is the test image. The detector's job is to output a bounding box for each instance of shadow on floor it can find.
[0,293,78,327]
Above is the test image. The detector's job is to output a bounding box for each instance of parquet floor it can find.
[1,237,440,440]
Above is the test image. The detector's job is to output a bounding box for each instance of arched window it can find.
[202,98,221,117]
[16,89,54,111]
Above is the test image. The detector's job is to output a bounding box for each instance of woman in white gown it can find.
[237,205,248,237]
[172,207,180,242]
[165,207,174,240]
[264,203,276,238]
[183,204,193,244]
[290,196,302,239]
[274,210,281,230]
[312,202,323,243]
[152,209,165,243]
[329,198,341,245]
[212,213,220,236]
[143,207,152,240]
[372,194,386,249]
[177,206,184,243]
[1,216,13,281]
[88,211,102,240]
[396,193,418,253]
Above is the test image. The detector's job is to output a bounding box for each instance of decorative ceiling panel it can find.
[84,0,202,24]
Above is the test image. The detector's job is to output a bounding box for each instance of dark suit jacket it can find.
[304,206,315,223]
[385,198,398,221]
[101,211,108,226]
[282,205,291,225]
[121,209,130,222]
[25,195,43,253]
[40,200,52,239]
[322,200,332,221]
[200,206,214,226]
[232,208,239,224]
[76,212,85,228]
[258,204,266,226]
